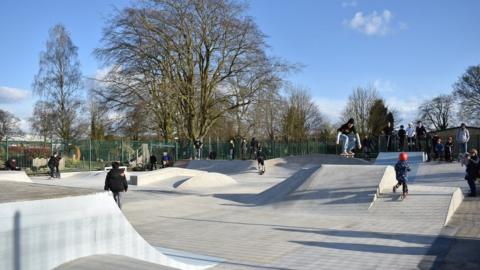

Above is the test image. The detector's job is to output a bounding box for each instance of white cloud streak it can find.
[346,10,393,36]
[0,86,30,104]
[315,97,346,123]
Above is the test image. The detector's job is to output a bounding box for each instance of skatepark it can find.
[1,152,478,270]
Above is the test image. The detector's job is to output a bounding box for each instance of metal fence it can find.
[3,133,479,174]
[0,139,176,174]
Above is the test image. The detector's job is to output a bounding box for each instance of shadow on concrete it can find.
[14,211,20,270]
[277,227,480,270]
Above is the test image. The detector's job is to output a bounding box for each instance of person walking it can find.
[104,161,128,208]
[194,139,203,160]
[250,137,258,160]
[406,123,416,151]
[456,123,470,160]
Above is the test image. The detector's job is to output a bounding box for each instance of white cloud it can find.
[0,86,30,104]
[342,0,357,8]
[314,97,346,123]
[373,79,395,93]
[385,96,423,126]
[346,10,393,36]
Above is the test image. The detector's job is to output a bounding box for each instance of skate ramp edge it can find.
[0,192,219,270]
[0,171,32,183]
[130,168,204,186]
[369,166,396,208]
[176,172,237,190]
[444,188,463,225]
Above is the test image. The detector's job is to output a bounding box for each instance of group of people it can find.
[48,153,62,179]
[337,118,472,162]
[148,152,172,170]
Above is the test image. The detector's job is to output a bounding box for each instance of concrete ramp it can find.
[216,165,391,214]
[0,171,32,183]
[0,192,219,270]
[130,168,205,186]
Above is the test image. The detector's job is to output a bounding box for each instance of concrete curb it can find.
[444,188,464,225]
[0,171,32,183]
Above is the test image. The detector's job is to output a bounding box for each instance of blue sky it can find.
[1,0,479,132]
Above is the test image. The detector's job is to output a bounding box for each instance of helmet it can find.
[399,152,408,161]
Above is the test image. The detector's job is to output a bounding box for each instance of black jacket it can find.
[104,168,128,192]
[466,155,479,180]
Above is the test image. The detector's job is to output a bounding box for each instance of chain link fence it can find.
[0,139,176,174]
[3,133,479,174]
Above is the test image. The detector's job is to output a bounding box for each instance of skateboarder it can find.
[336,118,361,156]
[256,146,266,174]
[393,152,411,200]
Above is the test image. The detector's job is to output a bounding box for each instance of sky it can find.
[1,0,480,133]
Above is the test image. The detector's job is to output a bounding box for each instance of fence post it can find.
[89,138,92,171]
[5,137,8,160]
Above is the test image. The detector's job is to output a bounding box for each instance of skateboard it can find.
[340,152,355,158]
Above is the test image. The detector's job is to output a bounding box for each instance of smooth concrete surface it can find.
[130,168,204,186]
[0,192,220,270]
[0,171,32,183]
[1,154,477,269]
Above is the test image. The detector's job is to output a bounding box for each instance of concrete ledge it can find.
[0,171,32,183]
[369,165,395,209]
[0,192,218,270]
[444,187,464,225]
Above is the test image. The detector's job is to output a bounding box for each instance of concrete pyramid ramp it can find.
[0,192,218,270]
[176,172,237,190]
[0,171,32,183]
[218,165,392,214]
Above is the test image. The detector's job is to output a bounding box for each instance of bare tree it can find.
[281,86,326,141]
[95,0,284,143]
[33,24,84,141]
[341,85,380,135]
[29,100,55,141]
[418,94,455,131]
[0,109,23,141]
[453,65,480,124]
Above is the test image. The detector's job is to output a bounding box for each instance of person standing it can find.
[54,153,62,179]
[406,123,416,151]
[398,125,406,152]
[104,161,128,208]
[149,154,157,170]
[456,123,470,160]
[240,139,247,160]
[415,121,427,152]
[194,139,203,160]
[229,139,235,160]
[463,149,478,197]
[383,121,394,152]
[48,155,56,179]
[445,136,454,162]
[250,137,258,160]
[362,135,372,160]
